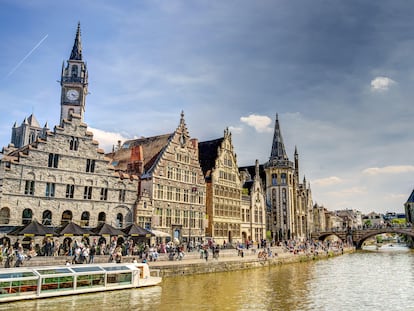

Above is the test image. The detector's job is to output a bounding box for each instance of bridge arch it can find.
[356,228,414,249]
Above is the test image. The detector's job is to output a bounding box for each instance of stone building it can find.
[263,114,313,241]
[198,128,243,245]
[11,114,49,149]
[239,160,267,244]
[108,112,206,243]
[312,203,328,232]
[0,24,138,229]
[404,189,414,224]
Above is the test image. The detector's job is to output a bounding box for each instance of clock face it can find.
[66,89,79,101]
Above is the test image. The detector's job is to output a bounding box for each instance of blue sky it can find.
[1,0,414,214]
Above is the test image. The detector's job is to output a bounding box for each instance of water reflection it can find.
[4,250,414,311]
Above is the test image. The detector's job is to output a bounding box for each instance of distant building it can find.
[0,24,138,229]
[362,212,384,227]
[11,115,49,149]
[405,189,414,224]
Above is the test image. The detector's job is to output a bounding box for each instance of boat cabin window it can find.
[41,276,74,291]
[76,274,105,288]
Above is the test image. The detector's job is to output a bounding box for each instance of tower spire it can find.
[270,113,288,161]
[70,22,82,60]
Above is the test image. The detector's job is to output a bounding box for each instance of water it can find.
[3,248,414,311]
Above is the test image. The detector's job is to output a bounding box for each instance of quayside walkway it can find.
[13,245,354,277]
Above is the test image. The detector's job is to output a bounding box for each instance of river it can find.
[3,246,414,311]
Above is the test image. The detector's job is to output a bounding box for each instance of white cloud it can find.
[313,176,343,187]
[328,186,367,197]
[228,126,243,134]
[88,127,129,153]
[362,165,414,175]
[240,114,272,133]
[370,76,396,91]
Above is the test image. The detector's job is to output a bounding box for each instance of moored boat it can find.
[0,262,161,303]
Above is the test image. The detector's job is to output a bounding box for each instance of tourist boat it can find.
[0,262,162,303]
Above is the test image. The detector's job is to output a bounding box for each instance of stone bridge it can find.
[311,227,414,249]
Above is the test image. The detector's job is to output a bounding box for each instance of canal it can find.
[3,247,414,311]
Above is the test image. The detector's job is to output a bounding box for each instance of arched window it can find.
[98,212,106,225]
[81,211,90,227]
[69,137,79,151]
[22,208,33,225]
[61,210,73,225]
[71,65,78,77]
[42,210,52,226]
[0,207,10,224]
[116,213,123,228]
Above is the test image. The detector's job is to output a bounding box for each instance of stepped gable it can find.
[198,137,224,179]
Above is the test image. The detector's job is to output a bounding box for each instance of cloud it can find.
[228,126,242,134]
[313,176,343,187]
[362,165,414,175]
[328,187,367,197]
[370,76,396,91]
[88,127,128,153]
[240,114,272,133]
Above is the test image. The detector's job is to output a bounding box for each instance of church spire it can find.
[270,113,288,161]
[70,22,82,60]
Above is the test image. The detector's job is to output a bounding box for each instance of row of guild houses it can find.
[0,24,315,245]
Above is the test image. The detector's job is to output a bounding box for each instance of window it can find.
[81,211,90,227]
[98,212,106,225]
[119,189,126,202]
[0,207,10,224]
[116,213,123,228]
[61,210,72,225]
[66,184,75,198]
[175,188,181,202]
[281,173,287,185]
[71,65,78,77]
[42,210,52,226]
[272,173,277,186]
[48,153,59,168]
[174,210,181,224]
[69,137,79,151]
[45,183,55,197]
[24,180,35,195]
[83,186,92,200]
[100,188,108,201]
[22,208,33,225]
[86,159,95,173]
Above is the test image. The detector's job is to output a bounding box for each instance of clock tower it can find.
[60,22,88,125]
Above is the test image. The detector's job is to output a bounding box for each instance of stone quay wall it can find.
[12,246,355,278]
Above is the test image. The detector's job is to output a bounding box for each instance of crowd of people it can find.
[0,235,352,268]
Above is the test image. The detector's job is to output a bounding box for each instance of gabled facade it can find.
[0,24,138,229]
[198,128,242,244]
[108,112,206,243]
[240,160,266,244]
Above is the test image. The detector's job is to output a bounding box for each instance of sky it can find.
[1,0,414,215]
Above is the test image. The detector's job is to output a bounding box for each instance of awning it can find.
[150,229,171,238]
